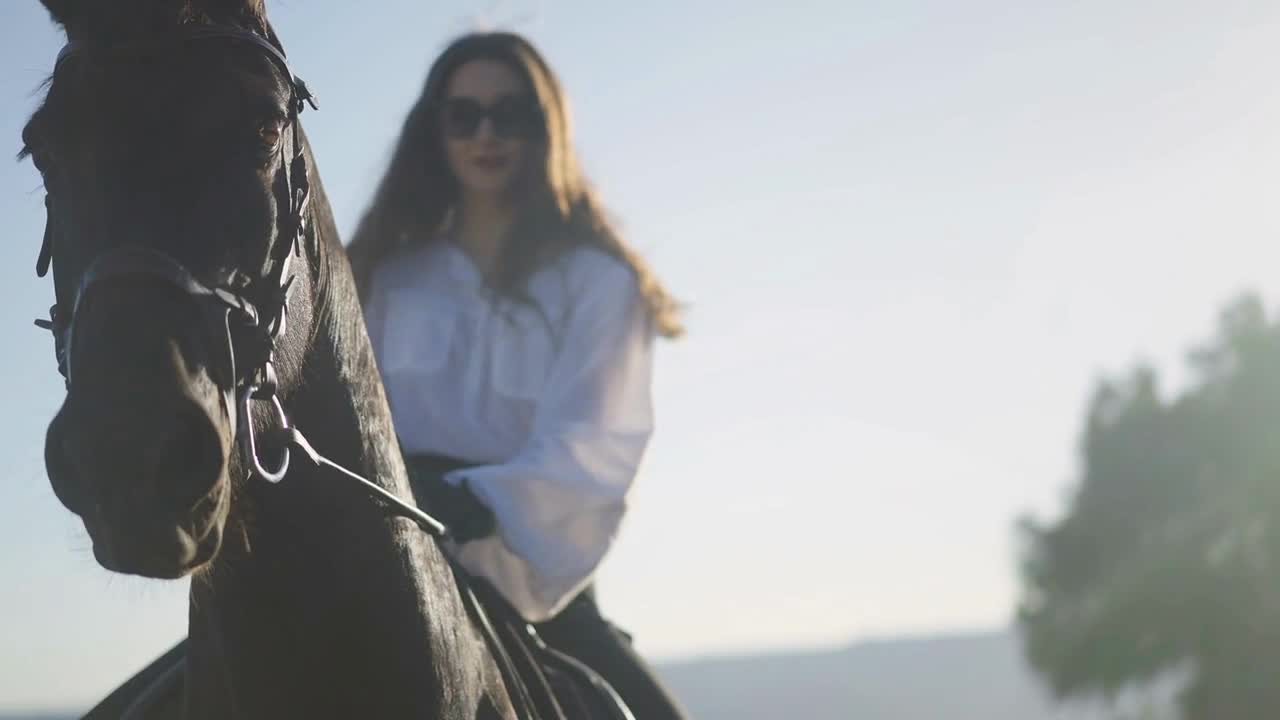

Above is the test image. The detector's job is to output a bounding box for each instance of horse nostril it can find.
[148,402,226,513]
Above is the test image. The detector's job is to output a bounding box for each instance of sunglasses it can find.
[439,96,542,140]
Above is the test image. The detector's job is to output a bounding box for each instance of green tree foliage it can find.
[1018,294,1280,720]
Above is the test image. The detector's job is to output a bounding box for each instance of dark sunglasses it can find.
[439,96,542,140]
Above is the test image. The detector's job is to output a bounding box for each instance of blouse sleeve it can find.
[442,262,656,622]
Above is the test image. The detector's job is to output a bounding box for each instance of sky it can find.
[3,0,1280,712]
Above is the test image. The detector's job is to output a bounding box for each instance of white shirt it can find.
[363,240,655,622]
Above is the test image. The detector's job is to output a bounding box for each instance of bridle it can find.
[32,24,446,538]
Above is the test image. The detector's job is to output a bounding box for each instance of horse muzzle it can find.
[44,268,236,578]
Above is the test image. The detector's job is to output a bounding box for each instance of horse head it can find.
[25,0,319,580]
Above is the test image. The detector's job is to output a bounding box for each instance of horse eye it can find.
[257,118,284,149]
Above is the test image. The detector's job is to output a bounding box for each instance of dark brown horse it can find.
[20,1,520,717]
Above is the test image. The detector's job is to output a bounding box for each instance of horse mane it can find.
[300,137,355,350]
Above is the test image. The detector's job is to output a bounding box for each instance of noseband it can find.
[32,25,445,537]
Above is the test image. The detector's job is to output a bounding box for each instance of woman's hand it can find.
[406,463,497,543]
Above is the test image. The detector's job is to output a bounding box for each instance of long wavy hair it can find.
[346,31,682,338]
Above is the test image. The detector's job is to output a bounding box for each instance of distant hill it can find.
[657,629,1164,720]
[1,629,1174,720]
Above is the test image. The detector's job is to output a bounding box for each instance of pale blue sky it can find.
[4,0,1280,712]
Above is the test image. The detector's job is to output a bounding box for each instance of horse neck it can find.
[183,209,489,718]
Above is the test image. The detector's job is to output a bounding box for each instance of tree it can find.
[1018,294,1280,720]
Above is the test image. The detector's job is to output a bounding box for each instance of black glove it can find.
[405,462,497,543]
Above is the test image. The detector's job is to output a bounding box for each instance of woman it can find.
[346,32,688,719]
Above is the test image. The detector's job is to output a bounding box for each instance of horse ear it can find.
[39,0,78,26]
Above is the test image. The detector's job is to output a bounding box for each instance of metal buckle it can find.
[239,382,291,483]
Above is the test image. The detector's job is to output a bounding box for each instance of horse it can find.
[19,1,527,717]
